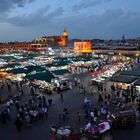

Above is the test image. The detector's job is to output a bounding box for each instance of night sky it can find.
[0,0,140,41]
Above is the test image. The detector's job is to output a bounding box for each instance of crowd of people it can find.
[0,59,139,140]
[69,59,109,74]
[81,82,140,134]
[14,94,48,132]
[1,92,49,132]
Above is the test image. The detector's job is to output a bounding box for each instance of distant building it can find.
[58,29,68,46]
[0,42,31,50]
[122,34,126,44]
[31,30,68,47]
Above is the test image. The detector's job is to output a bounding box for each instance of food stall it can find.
[51,69,71,78]
[111,110,136,128]
[27,70,56,93]
[90,62,127,85]
[111,75,138,91]
[6,74,26,82]
[134,79,140,94]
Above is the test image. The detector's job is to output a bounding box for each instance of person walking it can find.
[84,109,89,120]
[69,82,72,90]
[42,95,46,107]
[60,92,63,101]
[1,111,7,124]
[48,98,52,106]
[98,93,103,102]
[30,86,35,95]
[44,106,48,118]
[63,108,68,120]
[74,77,77,86]
[90,111,94,124]
[62,111,66,122]
[94,107,98,118]
[14,114,23,132]
[77,112,81,123]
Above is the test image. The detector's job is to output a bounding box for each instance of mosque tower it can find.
[59,29,68,46]
[63,29,68,36]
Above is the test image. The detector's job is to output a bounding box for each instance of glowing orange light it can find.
[74,42,92,53]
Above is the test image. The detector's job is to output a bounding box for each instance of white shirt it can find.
[84,98,88,104]
[90,112,94,118]
[6,101,10,107]
[85,122,91,130]
[44,107,48,113]
[9,99,13,105]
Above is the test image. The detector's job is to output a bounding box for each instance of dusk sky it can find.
[0,0,140,42]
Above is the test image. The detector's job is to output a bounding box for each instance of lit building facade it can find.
[0,43,31,50]
[74,41,92,53]
[31,30,68,47]
[58,29,68,46]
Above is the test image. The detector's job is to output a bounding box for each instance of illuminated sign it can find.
[74,42,92,52]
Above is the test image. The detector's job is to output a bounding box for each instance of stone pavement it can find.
[0,73,140,140]
[0,73,99,140]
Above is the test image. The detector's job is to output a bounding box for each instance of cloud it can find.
[4,6,64,27]
[0,23,31,42]
[0,6,64,41]
[72,0,112,12]
[0,7,140,41]
[57,8,140,39]
[0,1,63,41]
[0,0,36,13]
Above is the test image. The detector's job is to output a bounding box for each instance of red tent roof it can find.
[90,69,109,76]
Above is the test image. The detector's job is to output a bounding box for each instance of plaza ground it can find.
[0,73,140,140]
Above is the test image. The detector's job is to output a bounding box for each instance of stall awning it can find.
[134,79,140,86]
[90,69,109,76]
[2,63,21,68]
[25,66,46,72]
[26,71,54,82]
[51,69,70,75]
[0,56,15,61]
[90,71,101,76]
[112,62,119,65]
[54,57,68,61]
[46,61,71,67]
[7,68,28,74]
[120,67,140,77]
[110,75,138,84]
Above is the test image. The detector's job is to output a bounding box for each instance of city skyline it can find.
[0,0,140,42]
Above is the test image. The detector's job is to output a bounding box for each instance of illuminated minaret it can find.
[59,29,68,46]
[63,29,68,46]
[63,29,68,36]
